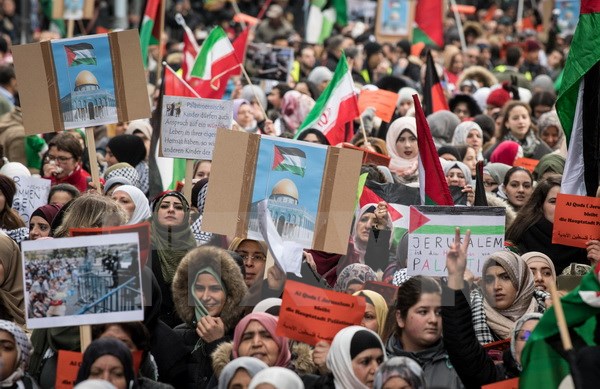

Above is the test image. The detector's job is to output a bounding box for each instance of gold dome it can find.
[74,70,99,87]
[271,179,298,200]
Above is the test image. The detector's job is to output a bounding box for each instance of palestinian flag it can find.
[190,27,241,99]
[306,4,336,44]
[423,50,448,116]
[414,94,454,206]
[296,52,359,145]
[520,269,600,389]
[413,0,444,47]
[556,0,600,196]
[64,43,96,66]
[180,17,200,81]
[139,0,163,67]
[272,146,306,177]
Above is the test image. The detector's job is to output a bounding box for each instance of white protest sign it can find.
[161,96,233,160]
[11,176,52,225]
[407,206,505,277]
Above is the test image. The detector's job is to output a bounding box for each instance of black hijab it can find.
[108,135,147,167]
[75,338,137,388]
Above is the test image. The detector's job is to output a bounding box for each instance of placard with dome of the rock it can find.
[12,30,151,134]
[202,129,363,255]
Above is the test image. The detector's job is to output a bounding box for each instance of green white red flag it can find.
[295,52,359,145]
[139,0,163,67]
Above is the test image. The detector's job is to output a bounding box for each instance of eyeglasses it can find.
[45,155,74,163]
[483,181,498,188]
[517,330,532,342]
[236,252,266,262]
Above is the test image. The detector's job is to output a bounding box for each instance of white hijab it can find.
[112,185,151,224]
[248,367,304,389]
[327,326,387,389]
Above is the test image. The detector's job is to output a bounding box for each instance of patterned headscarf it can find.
[0,320,32,385]
[335,264,377,292]
[281,91,315,133]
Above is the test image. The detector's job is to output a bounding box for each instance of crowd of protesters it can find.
[0,0,597,388]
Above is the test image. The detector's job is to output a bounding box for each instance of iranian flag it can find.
[139,0,163,67]
[190,27,241,99]
[520,268,600,389]
[64,43,96,66]
[413,0,444,47]
[272,146,306,177]
[296,52,359,145]
[556,0,600,197]
[413,94,454,206]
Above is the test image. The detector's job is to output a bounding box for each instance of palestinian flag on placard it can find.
[295,52,359,145]
[64,43,96,66]
[556,0,600,196]
[190,27,241,99]
[520,269,600,389]
[272,146,306,177]
[414,94,454,206]
[413,0,444,47]
[139,0,163,67]
[423,50,448,116]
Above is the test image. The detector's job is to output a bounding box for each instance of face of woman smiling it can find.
[194,273,226,317]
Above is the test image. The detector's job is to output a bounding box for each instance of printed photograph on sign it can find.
[244,43,294,82]
[21,233,142,329]
[248,136,327,247]
[63,0,84,19]
[51,35,118,129]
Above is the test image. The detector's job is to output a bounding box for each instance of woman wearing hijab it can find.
[334,264,377,294]
[111,185,151,225]
[470,251,545,344]
[427,110,460,148]
[489,141,522,166]
[353,290,388,340]
[313,326,386,389]
[218,357,268,389]
[532,154,565,182]
[28,203,62,240]
[344,203,393,268]
[0,320,38,388]
[105,135,149,195]
[150,191,197,328]
[233,99,258,133]
[385,117,418,185]
[451,121,484,160]
[0,233,24,325]
[0,175,27,243]
[75,338,137,389]
[373,357,426,389]
[249,367,304,389]
[278,91,316,136]
[442,230,542,386]
[442,160,474,205]
[171,246,247,387]
[482,163,511,194]
[537,110,564,151]
[522,252,557,292]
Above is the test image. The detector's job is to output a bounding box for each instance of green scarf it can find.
[191,267,227,322]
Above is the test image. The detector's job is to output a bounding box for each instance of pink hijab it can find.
[232,312,291,367]
[385,117,419,177]
[281,91,315,133]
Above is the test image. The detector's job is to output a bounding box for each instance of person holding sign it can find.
[171,246,247,387]
[384,276,463,389]
[442,227,543,386]
[506,175,588,274]
[312,326,386,389]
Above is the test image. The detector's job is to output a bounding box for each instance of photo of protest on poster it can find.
[21,233,142,329]
[51,35,118,129]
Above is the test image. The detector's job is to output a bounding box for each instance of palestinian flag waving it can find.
[423,50,448,116]
[520,269,600,388]
[272,146,306,177]
[64,43,96,66]
[413,0,444,47]
[556,0,600,196]
[139,0,163,67]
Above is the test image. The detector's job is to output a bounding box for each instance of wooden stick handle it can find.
[549,282,573,351]
[183,159,194,205]
[240,66,269,122]
[85,127,101,192]
[80,325,92,352]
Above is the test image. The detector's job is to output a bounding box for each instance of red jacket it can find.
[47,165,91,193]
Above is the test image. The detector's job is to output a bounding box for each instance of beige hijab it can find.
[0,233,24,325]
[480,251,536,339]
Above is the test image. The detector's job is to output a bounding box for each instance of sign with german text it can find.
[552,193,600,248]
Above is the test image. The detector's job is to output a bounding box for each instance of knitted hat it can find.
[0,175,16,207]
[487,87,512,109]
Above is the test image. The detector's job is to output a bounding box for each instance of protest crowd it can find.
[0,0,598,388]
